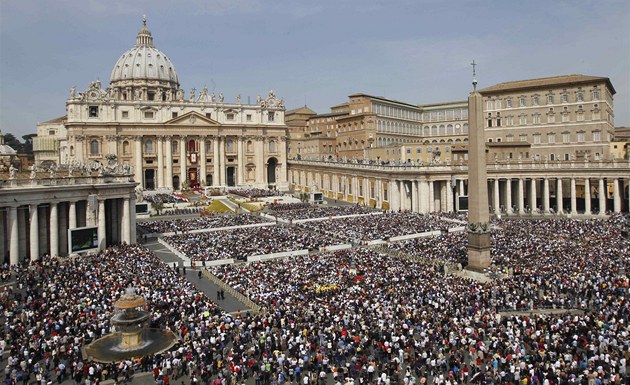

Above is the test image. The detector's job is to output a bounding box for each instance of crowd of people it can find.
[162,225,341,261]
[298,212,450,242]
[1,214,628,385]
[137,214,270,234]
[267,204,377,221]
[143,193,188,204]
[229,188,280,199]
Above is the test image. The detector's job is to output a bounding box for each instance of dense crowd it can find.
[1,215,628,385]
[229,188,279,198]
[298,212,449,242]
[137,213,270,234]
[143,193,188,204]
[163,225,341,261]
[386,232,468,266]
[268,204,377,221]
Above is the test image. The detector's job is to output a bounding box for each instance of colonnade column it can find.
[236,137,243,186]
[570,178,577,215]
[213,136,220,186]
[98,199,106,251]
[446,180,453,213]
[493,179,500,215]
[598,178,606,214]
[122,198,130,244]
[50,203,58,257]
[517,178,525,215]
[505,179,512,214]
[9,206,18,266]
[279,137,288,185]
[530,178,537,213]
[165,136,173,189]
[428,181,434,212]
[157,136,164,188]
[29,204,39,261]
[179,136,187,189]
[135,136,143,188]
[412,181,419,213]
[129,196,137,244]
[543,178,550,214]
[613,178,621,213]
[556,178,564,214]
[199,136,207,186]
[69,201,77,229]
[584,178,591,215]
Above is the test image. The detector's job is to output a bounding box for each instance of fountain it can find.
[82,288,179,363]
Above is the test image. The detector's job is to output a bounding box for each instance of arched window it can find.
[90,140,99,155]
[423,126,430,136]
[188,139,196,153]
[247,140,253,152]
[463,124,469,133]
[447,124,454,135]
[205,141,212,153]
[145,139,154,153]
[439,125,446,135]
[70,145,75,156]
[172,140,178,153]
[431,125,438,135]
[122,140,130,155]
[269,140,276,153]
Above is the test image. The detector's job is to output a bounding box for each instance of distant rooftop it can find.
[479,74,615,95]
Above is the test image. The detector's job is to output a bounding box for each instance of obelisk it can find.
[466,61,491,270]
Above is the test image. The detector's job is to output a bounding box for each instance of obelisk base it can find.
[467,231,491,271]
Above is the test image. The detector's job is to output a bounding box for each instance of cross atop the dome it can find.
[143,15,147,26]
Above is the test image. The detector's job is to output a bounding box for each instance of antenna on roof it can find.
[471,60,478,91]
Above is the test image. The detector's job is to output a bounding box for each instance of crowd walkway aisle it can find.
[143,239,253,314]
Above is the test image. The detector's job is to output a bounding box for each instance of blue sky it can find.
[1,0,628,138]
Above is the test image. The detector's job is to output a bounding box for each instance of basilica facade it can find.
[34,19,289,191]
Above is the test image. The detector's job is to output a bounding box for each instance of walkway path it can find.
[143,239,253,314]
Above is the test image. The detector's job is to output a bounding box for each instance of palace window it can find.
[226,113,235,121]
[562,132,570,143]
[519,97,526,107]
[89,106,99,118]
[90,140,99,155]
[532,114,541,124]
[246,114,252,122]
[547,95,554,104]
[592,131,601,142]
[519,134,527,142]
[171,112,178,119]
[577,132,585,143]
[562,94,568,103]
[576,92,584,102]
[122,111,129,119]
[533,133,541,144]
[268,112,275,122]
[592,90,600,100]
[532,96,539,106]
[547,133,556,144]
[144,111,154,119]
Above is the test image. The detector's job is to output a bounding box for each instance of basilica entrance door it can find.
[144,169,155,190]
[226,167,236,187]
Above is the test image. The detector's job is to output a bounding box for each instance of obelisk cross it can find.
[471,60,478,91]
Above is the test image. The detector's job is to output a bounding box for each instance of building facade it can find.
[34,19,289,191]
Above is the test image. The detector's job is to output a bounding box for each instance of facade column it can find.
[50,203,58,257]
[29,204,39,261]
[505,179,512,214]
[165,136,173,189]
[221,136,229,186]
[584,178,591,215]
[412,180,419,213]
[279,137,288,186]
[157,136,164,188]
[598,178,606,214]
[613,178,621,213]
[517,178,525,215]
[98,199,106,251]
[134,137,143,188]
[199,136,207,186]
[556,178,564,214]
[69,201,77,229]
[9,206,19,266]
[122,198,130,244]
[254,137,264,187]
[236,137,243,186]
[179,136,187,189]
[570,178,577,215]
[530,178,537,213]
[493,178,500,215]
[543,178,550,214]
[213,136,220,186]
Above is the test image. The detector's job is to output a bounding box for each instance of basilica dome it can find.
[109,18,179,93]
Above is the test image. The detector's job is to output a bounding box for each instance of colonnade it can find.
[0,178,138,265]
[288,161,630,215]
[487,176,628,215]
